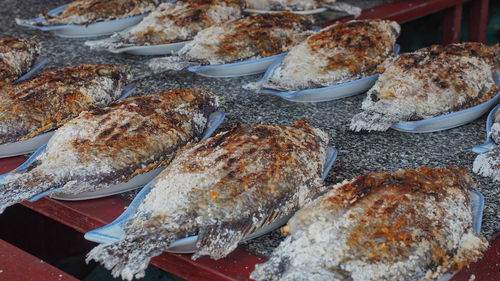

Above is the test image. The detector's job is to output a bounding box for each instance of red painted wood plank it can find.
[0,156,27,174]
[442,3,463,44]
[0,239,79,281]
[468,0,489,43]
[450,232,500,281]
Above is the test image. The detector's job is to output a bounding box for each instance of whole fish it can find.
[350,42,500,132]
[0,64,131,145]
[251,166,488,281]
[149,12,313,72]
[473,110,500,180]
[0,89,219,213]
[246,19,400,91]
[0,38,40,83]
[17,0,158,26]
[87,120,329,281]
[86,0,242,50]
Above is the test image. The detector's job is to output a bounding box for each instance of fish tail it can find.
[148,56,195,73]
[0,172,44,214]
[473,147,500,181]
[86,231,176,281]
[193,221,250,260]
[350,111,396,132]
[322,2,362,17]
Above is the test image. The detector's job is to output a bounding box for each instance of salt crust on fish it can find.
[251,166,488,281]
[350,43,500,132]
[16,0,158,26]
[86,0,242,50]
[0,64,132,145]
[148,12,313,72]
[0,89,218,214]
[473,109,500,180]
[244,0,361,16]
[0,38,40,83]
[87,120,329,281]
[245,19,400,92]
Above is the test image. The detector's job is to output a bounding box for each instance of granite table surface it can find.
[2,0,498,259]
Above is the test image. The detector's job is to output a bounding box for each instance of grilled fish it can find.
[0,89,219,214]
[473,110,500,180]
[86,0,242,50]
[0,38,40,83]
[86,120,329,281]
[251,166,488,281]
[350,42,500,132]
[246,20,400,91]
[149,12,313,72]
[244,0,361,16]
[18,0,158,26]
[0,64,131,145]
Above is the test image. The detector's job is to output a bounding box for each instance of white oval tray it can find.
[103,41,189,56]
[16,4,147,38]
[84,146,338,251]
[186,53,287,78]
[472,103,500,153]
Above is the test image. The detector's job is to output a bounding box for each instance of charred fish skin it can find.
[87,0,242,50]
[247,19,400,91]
[350,42,500,132]
[87,120,329,281]
[19,0,159,26]
[0,89,219,214]
[252,167,488,281]
[0,64,132,145]
[149,12,313,72]
[0,38,40,83]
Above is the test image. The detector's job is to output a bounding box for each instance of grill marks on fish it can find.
[251,167,488,281]
[0,64,131,145]
[86,120,329,281]
[247,19,399,91]
[149,12,313,70]
[0,38,40,83]
[350,42,500,132]
[41,0,158,25]
[87,0,242,49]
[0,89,219,214]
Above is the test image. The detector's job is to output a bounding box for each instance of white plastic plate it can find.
[15,4,147,38]
[472,103,500,153]
[84,146,338,250]
[244,45,400,102]
[23,111,225,201]
[186,53,287,78]
[101,41,189,56]
[243,8,327,15]
[0,85,135,158]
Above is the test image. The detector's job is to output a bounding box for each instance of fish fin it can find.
[86,230,177,281]
[473,146,500,181]
[148,56,195,73]
[194,209,291,260]
[0,171,47,213]
[350,111,397,132]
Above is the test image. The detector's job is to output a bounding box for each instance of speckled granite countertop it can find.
[3,0,498,259]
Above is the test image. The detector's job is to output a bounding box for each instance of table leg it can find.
[442,3,463,45]
[469,0,489,42]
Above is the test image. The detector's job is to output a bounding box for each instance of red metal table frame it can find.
[322,0,490,45]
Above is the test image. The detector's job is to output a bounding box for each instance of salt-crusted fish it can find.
[473,110,500,180]
[244,0,361,16]
[87,120,329,281]
[350,42,500,132]
[0,89,219,214]
[86,0,242,50]
[0,38,40,83]
[0,64,131,145]
[251,166,488,281]
[149,12,313,72]
[246,19,400,91]
[17,0,158,26]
